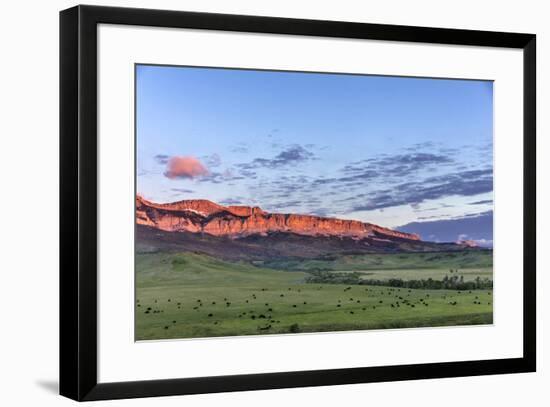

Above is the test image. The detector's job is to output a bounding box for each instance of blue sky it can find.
[136,64,493,245]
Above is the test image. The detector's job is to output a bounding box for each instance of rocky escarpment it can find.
[136,196,420,241]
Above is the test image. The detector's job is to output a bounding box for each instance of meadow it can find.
[135,250,493,340]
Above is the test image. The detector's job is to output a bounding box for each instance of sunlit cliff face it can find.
[136,196,420,241]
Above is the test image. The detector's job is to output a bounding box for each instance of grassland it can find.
[135,250,493,340]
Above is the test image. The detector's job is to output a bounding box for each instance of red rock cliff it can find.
[136,196,420,241]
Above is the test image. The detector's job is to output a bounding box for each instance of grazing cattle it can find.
[292,305,297,308]
[350,311,354,314]
[303,301,307,305]
[208,313,213,317]
[268,308,273,312]
[172,320,176,323]
[164,326,169,330]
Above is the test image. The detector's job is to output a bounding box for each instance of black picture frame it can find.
[60,4,536,401]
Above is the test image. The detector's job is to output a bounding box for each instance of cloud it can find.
[154,154,170,165]
[220,197,245,205]
[349,169,493,211]
[469,199,493,205]
[240,141,492,218]
[198,168,246,184]
[237,145,315,170]
[342,152,454,179]
[230,144,249,154]
[163,156,209,179]
[265,201,304,211]
[171,188,195,193]
[203,153,222,168]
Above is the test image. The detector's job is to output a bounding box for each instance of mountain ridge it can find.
[136,195,420,241]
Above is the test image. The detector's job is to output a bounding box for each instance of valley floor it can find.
[135,251,493,340]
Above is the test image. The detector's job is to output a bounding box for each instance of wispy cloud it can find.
[469,199,493,205]
[220,197,246,205]
[198,169,246,184]
[171,188,195,193]
[349,168,493,211]
[236,145,315,170]
[154,154,170,165]
[203,153,222,168]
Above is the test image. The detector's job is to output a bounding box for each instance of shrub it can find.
[289,323,301,333]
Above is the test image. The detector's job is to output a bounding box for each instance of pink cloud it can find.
[164,156,208,179]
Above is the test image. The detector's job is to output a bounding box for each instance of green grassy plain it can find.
[135,251,493,340]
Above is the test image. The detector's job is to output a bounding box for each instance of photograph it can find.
[134,64,494,341]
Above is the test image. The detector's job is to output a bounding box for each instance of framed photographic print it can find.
[59,5,536,401]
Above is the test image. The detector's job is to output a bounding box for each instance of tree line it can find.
[305,271,493,290]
